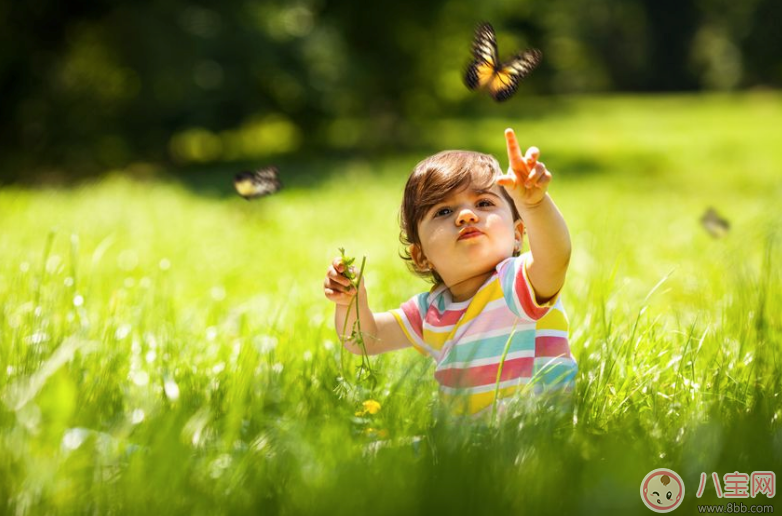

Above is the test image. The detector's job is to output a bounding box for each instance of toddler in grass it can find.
[323,129,577,416]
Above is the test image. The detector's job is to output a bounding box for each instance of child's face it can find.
[415,182,521,286]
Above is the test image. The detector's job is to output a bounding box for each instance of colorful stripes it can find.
[438,330,535,367]
[393,253,577,415]
[498,255,556,320]
[435,356,534,388]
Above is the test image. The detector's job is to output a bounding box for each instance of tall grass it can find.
[1,93,781,514]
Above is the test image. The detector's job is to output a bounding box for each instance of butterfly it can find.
[464,22,542,102]
[700,207,730,238]
[233,166,282,200]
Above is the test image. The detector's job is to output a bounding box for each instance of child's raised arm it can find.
[497,128,572,303]
[323,256,411,355]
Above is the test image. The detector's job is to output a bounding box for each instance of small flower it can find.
[355,399,381,416]
[364,427,390,439]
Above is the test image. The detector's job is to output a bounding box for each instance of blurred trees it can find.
[0,0,780,182]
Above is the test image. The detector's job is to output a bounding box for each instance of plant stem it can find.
[491,320,518,424]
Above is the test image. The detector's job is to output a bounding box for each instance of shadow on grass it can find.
[163,145,667,201]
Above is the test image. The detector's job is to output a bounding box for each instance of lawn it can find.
[1,93,781,514]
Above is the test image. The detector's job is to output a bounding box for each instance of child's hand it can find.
[323,257,365,306]
[496,128,551,207]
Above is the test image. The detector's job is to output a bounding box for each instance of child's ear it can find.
[408,244,432,272]
[514,220,525,254]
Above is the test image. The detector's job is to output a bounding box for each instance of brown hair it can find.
[399,150,522,284]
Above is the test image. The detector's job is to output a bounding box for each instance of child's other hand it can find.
[496,128,551,207]
[324,257,365,306]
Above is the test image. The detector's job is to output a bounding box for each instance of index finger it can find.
[505,128,530,175]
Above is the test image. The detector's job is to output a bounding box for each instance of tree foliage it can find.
[1,0,780,181]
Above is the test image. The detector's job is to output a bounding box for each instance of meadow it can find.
[1,93,781,514]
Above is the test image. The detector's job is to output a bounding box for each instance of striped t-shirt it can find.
[391,253,577,415]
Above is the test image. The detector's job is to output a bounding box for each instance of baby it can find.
[324,129,577,415]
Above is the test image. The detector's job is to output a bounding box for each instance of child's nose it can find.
[456,208,479,226]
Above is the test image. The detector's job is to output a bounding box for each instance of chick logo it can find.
[641,468,685,513]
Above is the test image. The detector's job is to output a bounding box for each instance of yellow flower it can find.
[363,399,381,414]
[355,399,382,416]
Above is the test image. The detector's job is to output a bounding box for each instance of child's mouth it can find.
[458,227,483,240]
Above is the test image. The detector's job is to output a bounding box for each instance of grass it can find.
[1,92,781,514]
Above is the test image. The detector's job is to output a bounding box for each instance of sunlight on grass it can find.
[1,94,781,514]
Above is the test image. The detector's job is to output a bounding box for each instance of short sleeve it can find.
[496,252,559,321]
[390,292,430,356]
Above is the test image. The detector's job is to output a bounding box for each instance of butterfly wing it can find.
[488,49,542,102]
[464,23,542,102]
[464,23,500,91]
[700,208,730,238]
[234,166,282,200]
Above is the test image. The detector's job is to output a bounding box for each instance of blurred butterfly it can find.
[464,22,542,102]
[233,166,282,200]
[700,207,730,238]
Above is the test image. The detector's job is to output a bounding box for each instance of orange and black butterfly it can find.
[233,166,282,200]
[464,23,542,102]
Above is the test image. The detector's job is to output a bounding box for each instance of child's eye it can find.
[477,198,495,208]
[434,207,452,218]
